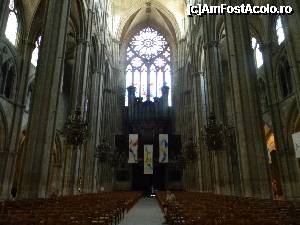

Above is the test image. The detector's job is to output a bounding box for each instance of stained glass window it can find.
[31,36,42,66]
[157,70,164,97]
[125,27,171,106]
[276,17,285,45]
[141,66,147,99]
[164,65,172,106]
[134,70,140,97]
[5,0,18,46]
[251,38,263,68]
[149,65,156,102]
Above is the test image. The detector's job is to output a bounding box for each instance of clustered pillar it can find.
[19,0,72,199]
[224,1,272,198]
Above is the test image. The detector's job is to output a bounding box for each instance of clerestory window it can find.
[5,0,18,46]
[276,16,285,45]
[251,37,264,68]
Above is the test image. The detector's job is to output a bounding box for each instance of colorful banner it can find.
[144,145,153,174]
[128,134,138,163]
[292,132,300,158]
[159,134,169,163]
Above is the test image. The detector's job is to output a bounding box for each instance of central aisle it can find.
[119,197,165,225]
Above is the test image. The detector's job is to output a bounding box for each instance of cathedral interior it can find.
[0,0,300,222]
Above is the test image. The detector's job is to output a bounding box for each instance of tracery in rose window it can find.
[125,27,171,106]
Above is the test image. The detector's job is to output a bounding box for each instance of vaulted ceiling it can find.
[110,0,186,42]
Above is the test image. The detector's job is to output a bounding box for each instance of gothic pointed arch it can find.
[276,54,293,98]
[26,0,45,45]
[117,0,182,42]
[0,42,18,100]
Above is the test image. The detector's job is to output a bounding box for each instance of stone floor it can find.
[118,197,166,225]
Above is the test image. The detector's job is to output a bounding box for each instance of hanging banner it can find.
[159,134,168,163]
[292,132,300,158]
[128,134,138,163]
[144,145,153,174]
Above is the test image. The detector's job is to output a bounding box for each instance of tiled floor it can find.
[118,197,165,225]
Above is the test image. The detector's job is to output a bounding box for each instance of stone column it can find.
[19,0,71,199]
[192,72,214,192]
[76,0,94,110]
[224,5,272,198]
[83,71,99,193]
[92,72,104,192]
[203,14,233,195]
[192,72,203,189]
[62,37,86,196]
[0,38,35,199]
[204,39,233,195]
[70,38,84,112]
[205,40,227,122]
[204,41,222,118]
[96,73,104,146]
[261,42,300,199]
[161,85,169,118]
[61,145,78,195]
[127,86,136,120]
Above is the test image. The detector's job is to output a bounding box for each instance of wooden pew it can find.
[156,192,300,225]
[0,191,142,225]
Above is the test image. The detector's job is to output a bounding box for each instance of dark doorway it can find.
[131,163,166,195]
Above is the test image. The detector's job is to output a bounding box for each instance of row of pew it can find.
[0,191,142,225]
[157,192,300,225]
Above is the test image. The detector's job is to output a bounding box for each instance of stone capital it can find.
[204,40,219,49]
[199,71,206,78]
[19,37,36,49]
[259,42,276,52]
[192,71,203,77]
[76,38,85,45]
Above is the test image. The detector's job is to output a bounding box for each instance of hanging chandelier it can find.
[202,112,224,151]
[95,139,112,162]
[168,151,186,169]
[176,152,187,169]
[112,150,127,169]
[64,107,88,146]
[184,135,199,162]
